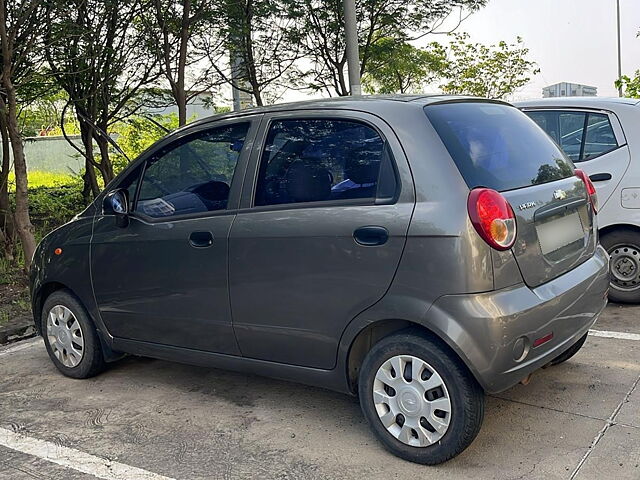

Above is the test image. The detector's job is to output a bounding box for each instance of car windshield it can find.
[424,102,574,192]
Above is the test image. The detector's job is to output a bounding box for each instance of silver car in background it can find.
[517,97,640,303]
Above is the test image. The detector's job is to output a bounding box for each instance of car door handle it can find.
[589,172,612,182]
[353,226,389,246]
[189,231,213,248]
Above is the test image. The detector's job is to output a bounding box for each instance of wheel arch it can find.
[33,281,73,335]
[344,318,481,394]
[600,223,640,238]
[34,281,122,362]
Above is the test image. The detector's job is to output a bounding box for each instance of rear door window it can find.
[583,113,618,159]
[424,102,573,192]
[254,118,396,206]
[524,110,619,162]
[559,112,587,161]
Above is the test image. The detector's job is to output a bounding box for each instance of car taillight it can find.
[467,188,517,251]
[574,169,598,214]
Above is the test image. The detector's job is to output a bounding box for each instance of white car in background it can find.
[516,97,640,303]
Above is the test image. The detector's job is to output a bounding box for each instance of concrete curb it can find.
[0,316,36,345]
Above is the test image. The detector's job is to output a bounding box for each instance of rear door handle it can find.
[189,231,213,248]
[353,226,389,246]
[589,173,612,182]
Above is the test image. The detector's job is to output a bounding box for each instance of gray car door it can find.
[91,117,259,354]
[228,110,415,369]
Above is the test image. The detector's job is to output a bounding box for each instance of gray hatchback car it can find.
[30,96,610,464]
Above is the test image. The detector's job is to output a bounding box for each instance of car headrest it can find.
[345,149,380,185]
[285,161,332,203]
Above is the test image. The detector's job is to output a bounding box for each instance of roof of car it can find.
[514,96,640,109]
[183,94,509,131]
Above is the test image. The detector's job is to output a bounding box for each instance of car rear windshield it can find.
[424,102,574,192]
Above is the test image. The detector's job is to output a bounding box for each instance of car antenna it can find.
[75,111,131,163]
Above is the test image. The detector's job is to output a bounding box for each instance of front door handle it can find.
[189,231,213,248]
[589,172,612,182]
[353,226,389,246]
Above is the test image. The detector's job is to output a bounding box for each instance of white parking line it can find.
[0,427,176,480]
[589,329,640,341]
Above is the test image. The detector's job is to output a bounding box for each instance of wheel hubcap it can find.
[372,355,451,447]
[46,305,84,368]
[609,244,640,291]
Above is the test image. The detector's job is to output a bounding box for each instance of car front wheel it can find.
[358,331,484,465]
[42,290,106,379]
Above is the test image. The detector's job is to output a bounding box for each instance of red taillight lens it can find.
[575,169,598,214]
[468,188,517,251]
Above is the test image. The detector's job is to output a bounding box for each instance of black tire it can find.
[358,331,484,465]
[41,290,106,379]
[549,333,588,366]
[601,229,640,304]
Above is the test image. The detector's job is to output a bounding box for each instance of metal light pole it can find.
[617,0,623,97]
[343,0,361,95]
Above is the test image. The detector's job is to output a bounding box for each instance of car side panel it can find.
[30,209,101,335]
[229,109,416,370]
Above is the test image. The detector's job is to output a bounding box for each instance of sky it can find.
[284,0,640,102]
[441,0,640,100]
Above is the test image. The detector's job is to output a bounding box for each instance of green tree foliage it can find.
[614,30,640,99]
[112,114,180,174]
[141,0,218,126]
[615,72,640,98]
[44,0,159,197]
[436,34,539,99]
[292,0,486,96]
[207,0,304,106]
[17,88,67,137]
[531,158,573,185]
[362,38,445,94]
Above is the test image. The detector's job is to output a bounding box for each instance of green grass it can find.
[8,171,76,191]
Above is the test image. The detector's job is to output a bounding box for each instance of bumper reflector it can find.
[533,332,554,348]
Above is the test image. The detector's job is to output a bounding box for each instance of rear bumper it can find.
[430,246,610,393]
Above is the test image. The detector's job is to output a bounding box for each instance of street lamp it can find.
[617,0,622,97]
[343,0,361,95]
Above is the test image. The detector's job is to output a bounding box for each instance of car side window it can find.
[525,110,619,163]
[112,164,142,211]
[558,112,587,162]
[134,122,249,218]
[254,118,393,206]
[583,113,618,160]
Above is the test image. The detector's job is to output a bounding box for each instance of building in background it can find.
[542,82,598,98]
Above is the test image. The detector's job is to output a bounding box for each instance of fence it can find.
[1,135,85,174]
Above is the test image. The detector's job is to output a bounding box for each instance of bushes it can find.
[8,172,86,243]
[26,175,86,239]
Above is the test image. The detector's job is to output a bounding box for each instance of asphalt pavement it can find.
[0,304,638,480]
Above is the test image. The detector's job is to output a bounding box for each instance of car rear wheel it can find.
[601,230,640,304]
[42,290,106,379]
[549,333,588,366]
[358,331,484,465]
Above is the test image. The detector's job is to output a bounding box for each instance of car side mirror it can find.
[103,189,129,228]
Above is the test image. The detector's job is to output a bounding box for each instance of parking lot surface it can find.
[0,305,638,480]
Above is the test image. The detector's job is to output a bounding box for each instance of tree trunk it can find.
[0,107,14,260]
[95,133,114,186]
[175,0,190,126]
[80,122,100,201]
[3,85,36,269]
[175,88,187,127]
